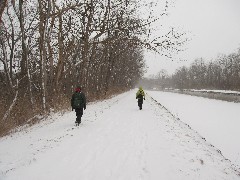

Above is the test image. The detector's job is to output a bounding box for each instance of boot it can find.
[77,116,81,126]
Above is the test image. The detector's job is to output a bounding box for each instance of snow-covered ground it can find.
[0,90,239,180]
[148,90,240,168]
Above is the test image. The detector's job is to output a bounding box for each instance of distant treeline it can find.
[171,49,240,90]
[141,48,240,91]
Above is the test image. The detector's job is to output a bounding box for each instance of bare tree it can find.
[0,0,188,136]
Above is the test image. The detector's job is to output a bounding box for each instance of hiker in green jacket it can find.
[71,86,86,126]
[136,87,145,110]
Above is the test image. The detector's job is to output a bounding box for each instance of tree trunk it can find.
[55,12,64,93]
[0,0,8,24]
[19,0,28,78]
[0,37,14,91]
[38,0,50,111]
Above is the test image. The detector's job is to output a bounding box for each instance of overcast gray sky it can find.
[144,0,240,77]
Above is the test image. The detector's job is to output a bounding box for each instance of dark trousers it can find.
[138,99,143,110]
[75,108,83,123]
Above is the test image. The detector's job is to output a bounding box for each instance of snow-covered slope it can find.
[0,90,239,180]
[148,90,240,168]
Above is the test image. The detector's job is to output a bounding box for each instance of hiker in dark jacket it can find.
[136,87,145,110]
[71,86,86,126]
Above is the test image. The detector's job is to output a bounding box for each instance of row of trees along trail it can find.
[0,0,186,136]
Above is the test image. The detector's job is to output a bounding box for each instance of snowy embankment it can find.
[148,90,240,168]
[0,90,239,180]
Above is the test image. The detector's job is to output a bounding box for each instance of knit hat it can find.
[75,86,81,92]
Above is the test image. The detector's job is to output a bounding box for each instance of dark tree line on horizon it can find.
[148,49,240,91]
[171,49,240,90]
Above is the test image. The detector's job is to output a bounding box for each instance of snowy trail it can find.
[0,90,239,180]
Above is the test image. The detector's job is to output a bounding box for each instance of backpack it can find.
[139,90,144,96]
[137,93,143,99]
[73,92,84,108]
[137,89,144,96]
